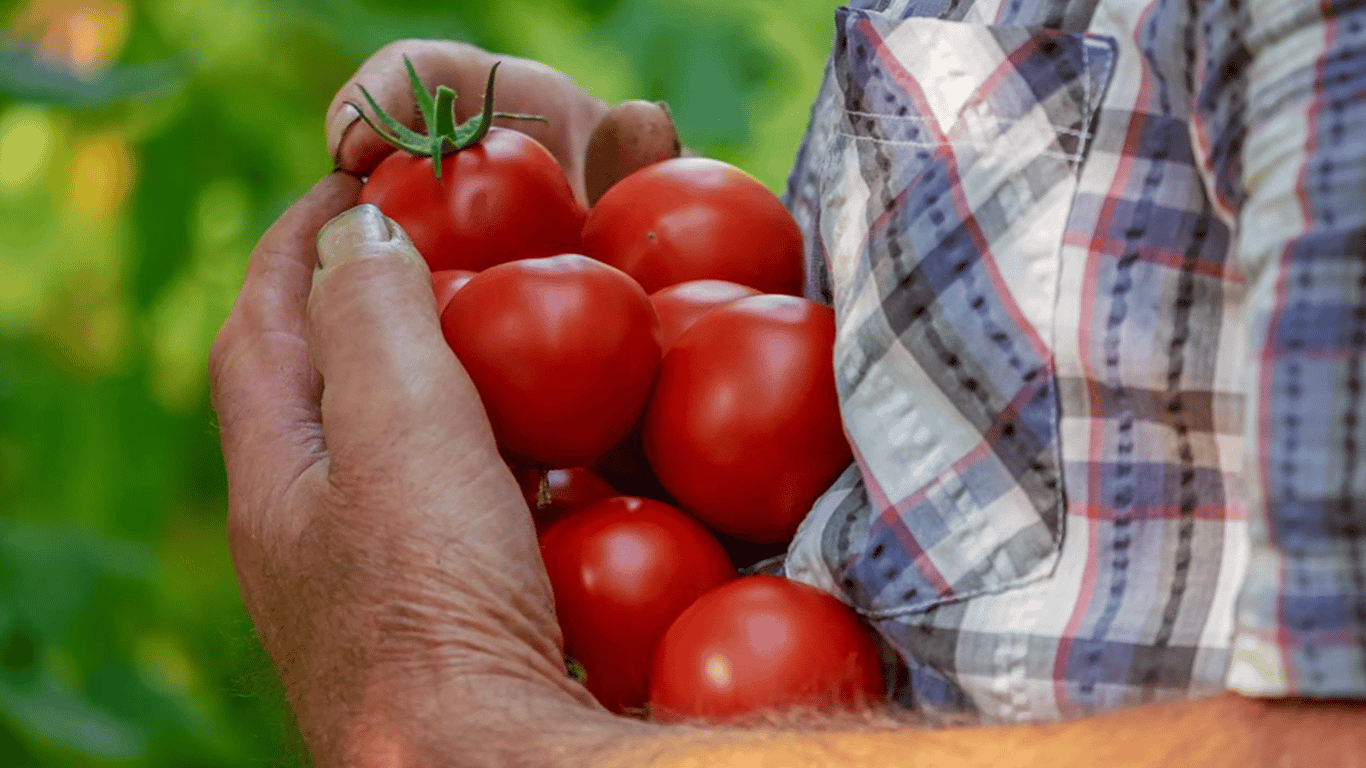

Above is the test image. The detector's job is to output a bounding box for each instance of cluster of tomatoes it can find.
[353,64,885,722]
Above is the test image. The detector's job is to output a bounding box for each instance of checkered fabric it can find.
[781,0,1366,721]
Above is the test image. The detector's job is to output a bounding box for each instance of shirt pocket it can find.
[817,7,1115,617]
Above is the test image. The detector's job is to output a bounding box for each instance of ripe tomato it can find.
[361,125,585,273]
[512,466,617,531]
[648,280,761,351]
[581,158,804,295]
[431,269,477,315]
[649,575,885,722]
[643,295,851,543]
[442,254,661,468]
[540,496,737,714]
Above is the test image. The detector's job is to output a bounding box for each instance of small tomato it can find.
[442,254,661,468]
[649,575,885,722]
[582,158,804,295]
[540,496,737,714]
[643,295,851,543]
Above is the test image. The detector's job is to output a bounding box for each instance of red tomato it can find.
[581,158,804,295]
[442,254,661,468]
[540,496,737,714]
[643,295,851,543]
[649,280,761,351]
[649,575,885,722]
[361,126,585,273]
[431,269,477,315]
[512,466,617,531]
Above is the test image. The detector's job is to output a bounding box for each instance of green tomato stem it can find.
[344,57,547,182]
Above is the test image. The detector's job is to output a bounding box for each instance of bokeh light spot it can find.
[135,635,193,694]
[0,262,45,328]
[69,134,134,216]
[195,177,250,250]
[0,106,57,194]
[149,277,210,412]
[12,0,130,76]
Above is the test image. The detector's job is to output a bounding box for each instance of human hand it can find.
[208,175,647,766]
[325,41,678,206]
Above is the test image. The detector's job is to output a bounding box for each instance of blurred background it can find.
[0,0,837,764]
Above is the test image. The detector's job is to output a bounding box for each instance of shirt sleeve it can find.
[1193,0,1366,698]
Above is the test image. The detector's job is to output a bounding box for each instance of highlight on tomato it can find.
[431,269,476,315]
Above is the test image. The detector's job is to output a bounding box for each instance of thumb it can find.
[582,100,682,206]
[307,204,495,463]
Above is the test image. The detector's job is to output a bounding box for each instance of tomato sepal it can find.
[348,56,548,181]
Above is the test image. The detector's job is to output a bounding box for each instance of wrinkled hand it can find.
[326,41,609,204]
[208,178,640,766]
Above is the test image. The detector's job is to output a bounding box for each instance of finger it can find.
[325,40,607,202]
[209,172,361,508]
[306,204,499,472]
[583,100,682,206]
[307,205,571,688]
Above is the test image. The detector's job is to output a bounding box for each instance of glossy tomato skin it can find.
[431,269,477,315]
[540,496,737,714]
[512,466,617,531]
[649,575,885,722]
[361,127,585,273]
[649,279,762,351]
[581,158,804,296]
[442,254,662,468]
[643,295,851,543]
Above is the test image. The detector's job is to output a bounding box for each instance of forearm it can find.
[306,672,658,768]
[611,695,1366,768]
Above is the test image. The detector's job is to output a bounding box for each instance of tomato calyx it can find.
[566,657,588,684]
[535,471,552,509]
[347,56,547,182]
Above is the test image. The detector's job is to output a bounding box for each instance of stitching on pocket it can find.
[841,109,1095,141]
[836,130,1086,163]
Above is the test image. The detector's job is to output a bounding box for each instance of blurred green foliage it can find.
[0,0,837,764]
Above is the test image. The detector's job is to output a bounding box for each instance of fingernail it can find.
[327,103,361,166]
[316,204,394,268]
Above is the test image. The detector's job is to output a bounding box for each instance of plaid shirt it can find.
[781,0,1366,721]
